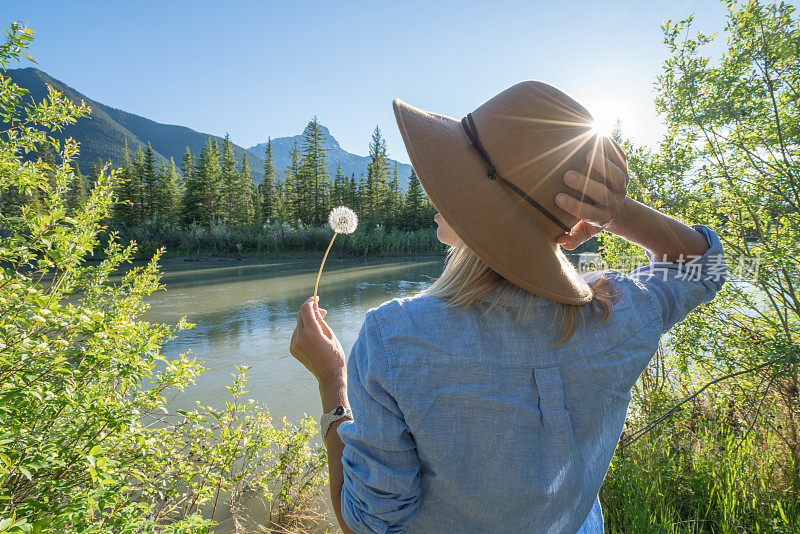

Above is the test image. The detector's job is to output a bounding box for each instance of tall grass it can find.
[602,393,800,533]
[110,220,447,259]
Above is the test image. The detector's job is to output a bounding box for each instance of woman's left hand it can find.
[290,296,346,384]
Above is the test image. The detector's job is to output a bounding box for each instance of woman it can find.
[290,81,726,533]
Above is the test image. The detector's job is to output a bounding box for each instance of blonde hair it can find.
[419,240,616,345]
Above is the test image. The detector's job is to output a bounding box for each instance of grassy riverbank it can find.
[110,220,449,260]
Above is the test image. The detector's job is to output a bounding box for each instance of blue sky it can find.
[5,1,734,164]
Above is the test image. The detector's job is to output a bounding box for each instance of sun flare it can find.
[589,115,619,138]
[585,97,627,139]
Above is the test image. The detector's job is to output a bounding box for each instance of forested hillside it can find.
[5,67,265,183]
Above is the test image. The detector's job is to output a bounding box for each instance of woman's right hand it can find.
[557,148,711,262]
[554,148,630,250]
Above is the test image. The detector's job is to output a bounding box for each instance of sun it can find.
[590,117,619,138]
[585,97,626,139]
[592,115,621,137]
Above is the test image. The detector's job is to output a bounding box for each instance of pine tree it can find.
[0,183,26,217]
[365,126,389,225]
[258,138,278,222]
[356,173,367,216]
[131,146,146,225]
[235,152,254,225]
[38,141,57,190]
[204,138,223,224]
[385,162,402,227]
[181,147,195,180]
[298,117,330,225]
[282,140,302,224]
[157,158,180,224]
[403,168,424,229]
[65,163,87,215]
[89,157,105,189]
[113,142,137,227]
[253,190,263,224]
[274,180,285,223]
[220,133,238,226]
[348,173,358,210]
[0,176,27,217]
[610,119,623,146]
[182,136,222,225]
[421,196,437,228]
[331,162,346,207]
[142,142,158,221]
[180,147,198,225]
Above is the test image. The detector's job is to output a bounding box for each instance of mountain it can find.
[5,68,264,182]
[248,124,414,191]
[6,67,415,191]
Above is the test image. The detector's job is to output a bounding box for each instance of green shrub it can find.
[0,23,328,533]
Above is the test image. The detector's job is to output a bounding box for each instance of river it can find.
[145,256,446,423]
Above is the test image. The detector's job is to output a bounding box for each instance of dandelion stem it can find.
[314,232,338,302]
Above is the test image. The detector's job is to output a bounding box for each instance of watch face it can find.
[335,406,344,415]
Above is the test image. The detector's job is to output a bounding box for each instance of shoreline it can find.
[156,250,447,263]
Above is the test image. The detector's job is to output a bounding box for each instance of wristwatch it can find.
[320,405,353,439]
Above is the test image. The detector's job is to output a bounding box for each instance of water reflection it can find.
[144,256,445,428]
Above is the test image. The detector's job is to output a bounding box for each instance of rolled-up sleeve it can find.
[628,224,728,334]
[337,310,422,533]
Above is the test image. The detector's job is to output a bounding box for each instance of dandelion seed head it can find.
[328,206,358,234]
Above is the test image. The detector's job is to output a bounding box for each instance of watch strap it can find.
[320,405,353,439]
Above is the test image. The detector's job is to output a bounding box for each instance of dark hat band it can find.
[461,113,571,234]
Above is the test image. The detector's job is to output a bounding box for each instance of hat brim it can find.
[393,98,592,305]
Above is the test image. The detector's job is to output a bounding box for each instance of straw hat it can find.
[392,81,623,305]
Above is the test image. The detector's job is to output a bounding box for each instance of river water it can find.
[145,256,446,423]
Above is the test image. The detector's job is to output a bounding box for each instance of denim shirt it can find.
[337,225,727,534]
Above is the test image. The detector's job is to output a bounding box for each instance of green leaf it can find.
[31,518,50,534]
